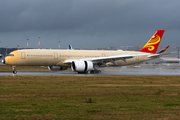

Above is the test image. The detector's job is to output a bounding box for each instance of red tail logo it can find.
[140,30,165,53]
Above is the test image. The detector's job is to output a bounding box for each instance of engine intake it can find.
[48,66,68,71]
[71,61,93,72]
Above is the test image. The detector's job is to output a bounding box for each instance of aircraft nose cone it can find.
[2,58,5,64]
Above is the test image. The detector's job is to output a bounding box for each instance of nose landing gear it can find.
[12,66,17,74]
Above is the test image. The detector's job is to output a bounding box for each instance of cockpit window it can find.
[7,54,14,56]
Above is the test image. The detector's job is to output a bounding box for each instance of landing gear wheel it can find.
[90,70,94,74]
[13,70,17,74]
[90,70,101,74]
[78,71,88,74]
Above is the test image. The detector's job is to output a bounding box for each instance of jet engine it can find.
[71,61,93,73]
[48,66,68,71]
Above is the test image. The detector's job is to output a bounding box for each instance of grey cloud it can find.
[0,0,180,49]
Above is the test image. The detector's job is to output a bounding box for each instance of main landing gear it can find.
[78,71,88,74]
[12,66,17,74]
[77,70,101,74]
[90,70,101,74]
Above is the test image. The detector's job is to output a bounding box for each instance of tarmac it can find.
[0,66,180,76]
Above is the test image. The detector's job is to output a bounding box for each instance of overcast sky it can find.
[0,0,179,49]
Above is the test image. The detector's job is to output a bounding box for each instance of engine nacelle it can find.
[48,66,68,71]
[71,61,93,73]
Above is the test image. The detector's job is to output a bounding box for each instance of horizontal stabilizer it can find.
[157,45,170,54]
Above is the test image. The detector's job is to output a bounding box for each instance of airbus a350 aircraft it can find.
[3,30,169,74]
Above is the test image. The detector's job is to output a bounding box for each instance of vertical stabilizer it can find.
[69,45,73,50]
[140,30,165,53]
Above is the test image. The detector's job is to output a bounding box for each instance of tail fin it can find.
[69,45,73,50]
[139,30,165,53]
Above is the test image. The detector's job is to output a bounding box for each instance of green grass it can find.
[1,76,180,119]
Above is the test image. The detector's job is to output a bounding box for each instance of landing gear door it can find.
[21,52,26,59]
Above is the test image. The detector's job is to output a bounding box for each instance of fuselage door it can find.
[135,56,139,60]
[54,52,58,60]
[102,53,106,57]
[21,52,26,59]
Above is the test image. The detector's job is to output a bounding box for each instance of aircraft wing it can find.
[64,53,148,66]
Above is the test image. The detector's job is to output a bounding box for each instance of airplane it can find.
[2,30,169,74]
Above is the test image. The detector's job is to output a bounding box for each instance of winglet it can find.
[157,45,170,54]
[140,30,165,53]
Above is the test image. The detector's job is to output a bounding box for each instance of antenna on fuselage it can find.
[27,39,29,49]
[38,37,41,49]
[59,41,60,49]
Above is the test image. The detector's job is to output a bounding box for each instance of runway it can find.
[1,67,180,76]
